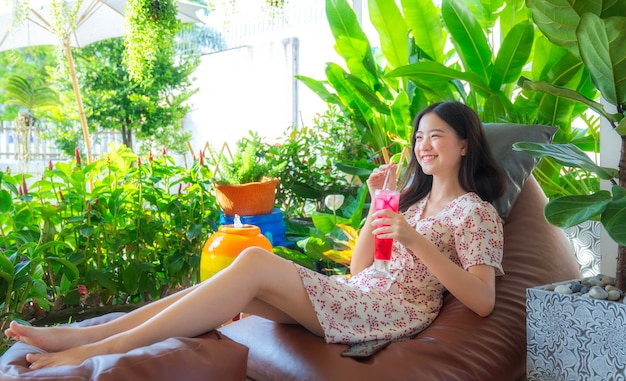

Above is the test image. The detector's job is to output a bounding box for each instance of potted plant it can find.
[512,1,626,379]
[213,131,286,217]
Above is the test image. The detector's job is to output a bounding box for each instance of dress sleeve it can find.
[454,202,505,276]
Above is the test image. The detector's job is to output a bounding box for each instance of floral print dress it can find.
[295,192,504,344]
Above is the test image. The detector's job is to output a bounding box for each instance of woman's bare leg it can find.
[5,283,200,352]
[25,247,322,369]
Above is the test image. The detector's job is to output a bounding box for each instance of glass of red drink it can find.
[373,188,400,278]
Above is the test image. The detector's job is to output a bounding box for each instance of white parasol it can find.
[0,0,207,163]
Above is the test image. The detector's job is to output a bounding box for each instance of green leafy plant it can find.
[0,145,218,344]
[276,184,368,275]
[301,0,599,201]
[214,131,286,185]
[514,0,626,289]
[268,106,373,217]
[125,0,180,83]
[77,38,199,153]
[3,74,60,164]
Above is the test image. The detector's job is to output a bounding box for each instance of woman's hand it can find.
[367,163,397,197]
[370,209,416,246]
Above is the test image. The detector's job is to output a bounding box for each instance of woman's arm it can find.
[407,235,496,317]
[350,203,376,274]
[372,209,498,317]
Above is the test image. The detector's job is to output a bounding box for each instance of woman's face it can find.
[414,112,467,177]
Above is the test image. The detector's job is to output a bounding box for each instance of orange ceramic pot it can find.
[214,178,279,216]
[200,224,273,281]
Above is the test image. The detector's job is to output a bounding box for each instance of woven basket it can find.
[214,178,279,216]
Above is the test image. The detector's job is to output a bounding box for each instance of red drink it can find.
[374,189,400,261]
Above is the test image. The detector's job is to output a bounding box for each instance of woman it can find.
[5,101,507,369]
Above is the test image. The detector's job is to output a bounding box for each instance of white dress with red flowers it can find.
[295,192,504,344]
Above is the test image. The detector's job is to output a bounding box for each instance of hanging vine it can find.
[124,0,180,83]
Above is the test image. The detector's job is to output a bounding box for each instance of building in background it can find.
[184,0,341,152]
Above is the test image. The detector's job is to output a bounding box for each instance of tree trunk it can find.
[120,123,133,149]
[615,135,625,291]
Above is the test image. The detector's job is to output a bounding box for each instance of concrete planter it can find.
[564,220,601,277]
[527,285,626,380]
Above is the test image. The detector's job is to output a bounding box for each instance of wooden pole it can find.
[64,42,92,164]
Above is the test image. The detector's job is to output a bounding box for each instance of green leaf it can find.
[89,269,118,292]
[490,21,534,89]
[518,77,621,124]
[347,185,369,229]
[602,186,626,245]
[273,246,316,270]
[311,212,351,235]
[617,117,626,136]
[526,0,594,58]
[326,0,379,87]
[297,236,332,261]
[483,95,509,123]
[400,0,445,63]
[33,241,70,260]
[345,74,390,114]
[0,269,14,283]
[335,162,376,177]
[368,0,408,70]
[387,61,493,97]
[4,75,59,111]
[442,0,493,82]
[0,189,11,213]
[0,253,15,276]
[544,191,612,228]
[512,142,618,180]
[577,13,626,106]
[108,188,125,215]
[326,63,375,123]
[288,182,324,200]
[185,223,203,241]
[46,257,79,282]
[295,75,343,107]
[390,91,412,134]
[122,265,139,295]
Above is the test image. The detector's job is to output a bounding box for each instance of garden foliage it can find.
[0,145,219,334]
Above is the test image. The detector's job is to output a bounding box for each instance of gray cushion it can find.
[484,123,557,220]
[0,313,248,381]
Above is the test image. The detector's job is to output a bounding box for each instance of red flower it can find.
[48,160,53,171]
[137,156,142,166]
[77,285,88,295]
[148,151,154,162]
[199,150,204,166]
[21,174,28,195]
[162,147,167,156]
[75,148,81,165]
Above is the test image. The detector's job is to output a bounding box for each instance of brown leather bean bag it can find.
[219,176,581,381]
[0,312,248,381]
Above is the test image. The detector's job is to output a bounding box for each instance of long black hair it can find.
[398,101,507,212]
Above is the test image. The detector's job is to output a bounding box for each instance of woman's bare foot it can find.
[4,321,92,352]
[26,343,102,369]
